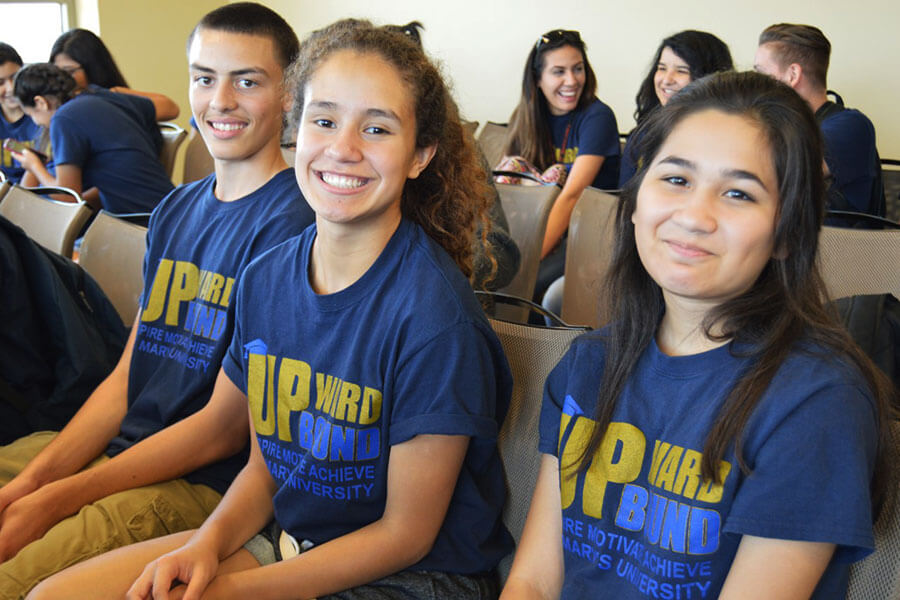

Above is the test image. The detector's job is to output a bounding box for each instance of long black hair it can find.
[581,70,895,519]
[503,29,597,169]
[49,29,127,89]
[634,30,733,125]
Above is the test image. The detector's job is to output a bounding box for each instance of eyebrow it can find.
[308,100,401,122]
[657,155,770,191]
[548,61,584,69]
[189,64,269,77]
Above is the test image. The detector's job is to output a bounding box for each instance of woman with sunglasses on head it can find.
[501,71,895,599]
[50,28,179,121]
[619,30,732,187]
[502,29,620,305]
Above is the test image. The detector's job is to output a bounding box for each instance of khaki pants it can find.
[0,432,221,600]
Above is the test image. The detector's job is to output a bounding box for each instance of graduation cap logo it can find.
[562,395,584,418]
[243,338,268,359]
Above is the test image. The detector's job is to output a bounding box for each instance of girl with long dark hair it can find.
[619,30,732,187]
[50,29,179,120]
[502,71,895,599]
[503,29,620,302]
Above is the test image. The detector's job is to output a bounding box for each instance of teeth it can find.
[210,122,245,131]
[321,172,367,189]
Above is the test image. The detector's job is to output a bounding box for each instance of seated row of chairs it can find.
[0,183,147,324]
[476,121,900,224]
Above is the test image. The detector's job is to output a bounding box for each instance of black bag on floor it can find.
[0,216,128,443]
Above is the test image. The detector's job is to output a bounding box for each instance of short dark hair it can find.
[0,43,23,67]
[13,63,77,107]
[49,29,128,88]
[759,23,831,90]
[188,2,299,70]
[634,30,733,124]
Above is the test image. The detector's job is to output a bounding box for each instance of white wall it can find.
[90,0,900,157]
[266,0,900,157]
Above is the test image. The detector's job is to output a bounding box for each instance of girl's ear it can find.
[407,144,437,179]
[34,95,50,111]
[772,242,789,260]
[281,87,294,114]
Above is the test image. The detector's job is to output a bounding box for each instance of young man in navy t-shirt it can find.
[0,4,313,597]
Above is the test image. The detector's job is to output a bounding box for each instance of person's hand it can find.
[0,472,39,515]
[127,538,220,600]
[0,482,66,561]
[10,148,44,172]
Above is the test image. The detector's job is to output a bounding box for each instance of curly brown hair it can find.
[288,19,492,279]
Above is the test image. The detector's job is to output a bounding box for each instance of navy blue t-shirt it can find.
[223,219,514,574]
[539,332,877,599]
[85,84,163,154]
[50,91,173,213]
[0,110,43,183]
[548,97,620,190]
[107,169,314,494]
[818,104,881,215]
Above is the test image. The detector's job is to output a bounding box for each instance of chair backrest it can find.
[477,121,509,169]
[882,159,900,223]
[158,122,187,179]
[846,423,900,599]
[462,120,479,139]
[490,317,583,581]
[182,127,215,184]
[561,188,619,329]
[496,183,560,321]
[78,211,148,324]
[818,226,900,302]
[0,185,91,257]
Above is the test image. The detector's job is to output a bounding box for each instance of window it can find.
[0,1,73,63]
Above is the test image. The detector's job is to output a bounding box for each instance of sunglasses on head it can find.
[535,29,582,51]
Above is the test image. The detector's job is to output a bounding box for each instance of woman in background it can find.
[502,29,619,306]
[619,30,732,186]
[50,28,179,121]
[13,63,173,214]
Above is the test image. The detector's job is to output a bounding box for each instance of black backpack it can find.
[0,216,128,443]
[816,92,886,218]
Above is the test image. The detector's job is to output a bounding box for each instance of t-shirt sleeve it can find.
[820,112,875,181]
[222,263,251,392]
[49,112,89,167]
[725,382,878,561]
[389,321,506,444]
[538,346,578,456]
[574,101,620,158]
